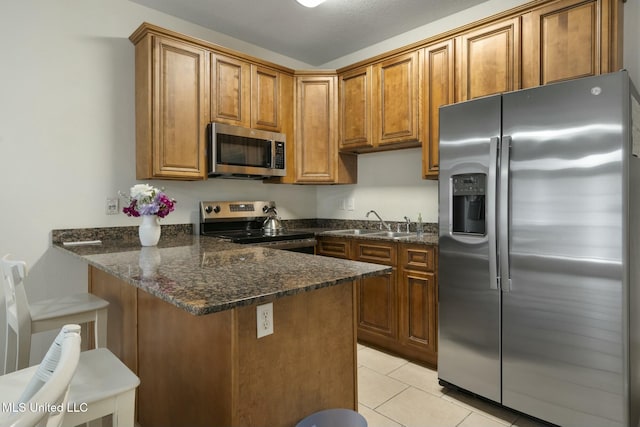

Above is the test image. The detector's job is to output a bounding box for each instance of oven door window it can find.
[216,134,271,168]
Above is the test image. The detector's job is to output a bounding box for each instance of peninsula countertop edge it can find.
[52,233,391,316]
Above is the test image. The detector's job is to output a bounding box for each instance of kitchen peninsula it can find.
[53,227,390,427]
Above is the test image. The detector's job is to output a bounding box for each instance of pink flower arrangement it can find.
[121,184,176,218]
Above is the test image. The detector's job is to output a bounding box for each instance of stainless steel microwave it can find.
[208,123,286,178]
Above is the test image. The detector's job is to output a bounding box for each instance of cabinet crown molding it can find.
[129,22,296,75]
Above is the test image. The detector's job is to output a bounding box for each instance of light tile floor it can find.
[357,344,551,427]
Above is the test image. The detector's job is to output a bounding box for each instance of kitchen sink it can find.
[369,231,415,239]
[324,229,379,235]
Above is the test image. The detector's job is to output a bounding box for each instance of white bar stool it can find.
[2,254,109,374]
[0,324,82,427]
[0,325,140,427]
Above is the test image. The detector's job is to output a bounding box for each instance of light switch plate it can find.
[346,198,355,211]
[105,198,119,215]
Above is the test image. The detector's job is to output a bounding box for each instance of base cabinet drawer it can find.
[316,237,351,259]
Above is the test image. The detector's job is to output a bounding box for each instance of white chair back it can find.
[3,324,81,427]
[1,254,32,374]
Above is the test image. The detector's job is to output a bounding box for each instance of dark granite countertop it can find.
[53,233,390,316]
[288,222,439,246]
[317,230,439,245]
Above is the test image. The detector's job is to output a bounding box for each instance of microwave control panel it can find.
[274,141,285,169]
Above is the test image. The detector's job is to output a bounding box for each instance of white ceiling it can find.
[130,0,489,66]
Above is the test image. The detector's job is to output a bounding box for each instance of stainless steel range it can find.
[199,201,316,253]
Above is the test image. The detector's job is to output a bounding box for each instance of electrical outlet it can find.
[256,302,274,338]
[105,198,119,215]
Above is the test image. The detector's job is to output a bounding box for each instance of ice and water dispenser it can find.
[451,173,486,235]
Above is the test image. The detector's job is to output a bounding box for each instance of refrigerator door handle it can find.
[488,137,499,290]
[499,136,512,292]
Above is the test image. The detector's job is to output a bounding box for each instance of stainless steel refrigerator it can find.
[438,71,640,427]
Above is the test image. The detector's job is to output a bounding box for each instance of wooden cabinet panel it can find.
[339,66,373,150]
[398,243,438,364]
[353,240,397,347]
[373,51,421,148]
[295,75,336,182]
[251,65,280,131]
[457,17,520,101]
[135,35,209,180]
[89,267,138,374]
[353,240,396,266]
[295,74,356,184]
[357,270,398,341]
[399,270,437,353]
[400,245,436,272]
[521,0,620,88]
[211,53,250,126]
[316,236,351,259]
[423,39,455,179]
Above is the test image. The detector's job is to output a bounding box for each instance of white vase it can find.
[139,215,161,246]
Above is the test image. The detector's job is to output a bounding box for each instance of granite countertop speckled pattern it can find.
[53,234,390,316]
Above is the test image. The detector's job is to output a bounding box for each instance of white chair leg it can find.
[95,308,108,348]
[4,326,16,373]
[112,389,136,427]
[17,325,31,370]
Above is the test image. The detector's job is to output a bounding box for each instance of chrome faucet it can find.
[366,210,391,231]
[403,216,411,232]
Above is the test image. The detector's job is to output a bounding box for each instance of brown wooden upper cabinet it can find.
[339,51,421,153]
[210,53,250,127]
[422,39,455,179]
[251,65,281,131]
[134,34,210,180]
[211,53,281,132]
[521,0,621,88]
[373,51,422,149]
[456,17,521,101]
[339,66,373,151]
[294,73,357,184]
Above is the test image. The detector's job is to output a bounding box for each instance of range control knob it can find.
[205,205,221,214]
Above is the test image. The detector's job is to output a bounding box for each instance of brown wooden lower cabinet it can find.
[357,269,397,342]
[89,266,357,427]
[316,237,438,366]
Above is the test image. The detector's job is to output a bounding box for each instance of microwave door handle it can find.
[488,137,499,290]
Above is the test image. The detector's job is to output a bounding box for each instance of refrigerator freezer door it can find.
[438,95,502,402]
[501,73,627,426]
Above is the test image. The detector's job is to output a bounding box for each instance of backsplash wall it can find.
[316,148,439,223]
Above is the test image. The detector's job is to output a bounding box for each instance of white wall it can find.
[316,149,439,222]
